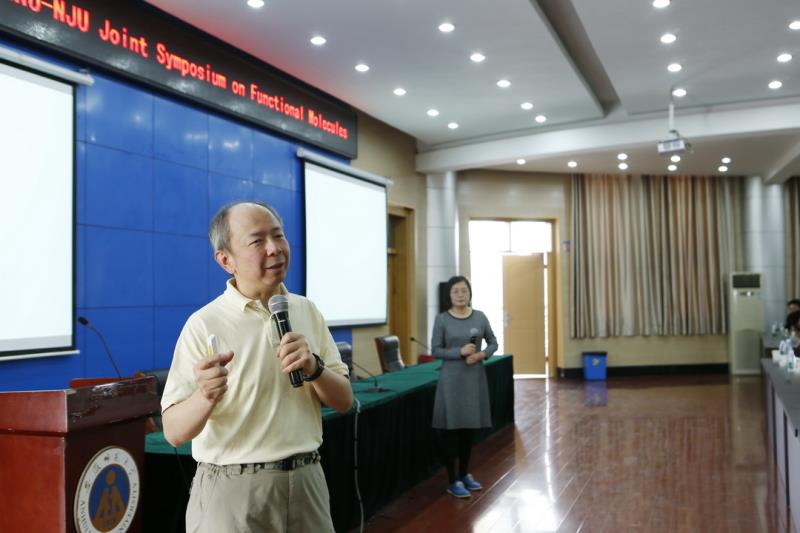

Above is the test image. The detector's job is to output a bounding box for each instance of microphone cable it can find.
[173,445,190,495]
[353,397,364,533]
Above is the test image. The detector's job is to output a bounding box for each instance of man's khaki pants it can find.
[186,461,335,533]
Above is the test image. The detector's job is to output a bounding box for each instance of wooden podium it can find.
[0,377,160,533]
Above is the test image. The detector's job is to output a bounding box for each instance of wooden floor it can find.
[362,375,784,532]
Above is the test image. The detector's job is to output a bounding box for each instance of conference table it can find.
[143,355,514,532]
[762,357,800,529]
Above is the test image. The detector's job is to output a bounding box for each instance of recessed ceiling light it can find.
[670,155,681,163]
[438,22,455,33]
[470,52,486,63]
[778,53,793,63]
[672,87,687,98]
[567,161,578,168]
[247,0,265,8]
[497,79,511,88]
[668,164,677,172]
[667,63,682,73]
[535,114,547,123]
[769,80,783,90]
[718,165,729,173]
[310,35,326,46]
[448,122,459,130]
[355,63,370,73]
[618,162,629,170]
[652,0,670,8]
[721,157,731,164]
[617,153,628,161]
[660,33,677,44]
[393,87,407,96]
[517,159,526,165]
[520,102,534,111]
[790,20,800,31]
[427,108,440,117]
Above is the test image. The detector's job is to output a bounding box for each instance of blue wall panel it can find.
[0,36,352,392]
[85,226,154,308]
[153,234,209,307]
[85,145,154,231]
[209,116,253,180]
[154,306,197,369]
[81,307,155,377]
[85,75,154,156]
[154,96,209,169]
[153,160,208,237]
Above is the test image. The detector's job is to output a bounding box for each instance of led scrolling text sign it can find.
[2,0,357,157]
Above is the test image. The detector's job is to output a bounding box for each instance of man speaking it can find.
[161,200,352,532]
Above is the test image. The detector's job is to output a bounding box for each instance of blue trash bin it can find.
[582,351,607,380]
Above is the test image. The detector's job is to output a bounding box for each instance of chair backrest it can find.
[335,341,354,380]
[135,368,170,432]
[374,335,405,373]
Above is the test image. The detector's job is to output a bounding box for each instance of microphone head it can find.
[78,316,90,326]
[267,295,289,314]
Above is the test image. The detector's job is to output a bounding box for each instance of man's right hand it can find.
[194,351,234,404]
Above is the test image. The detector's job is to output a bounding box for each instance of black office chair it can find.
[136,368,170,431]
[335,341,355,381]
[374,335,406,373]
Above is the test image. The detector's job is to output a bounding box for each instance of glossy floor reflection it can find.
[363,375,782,532]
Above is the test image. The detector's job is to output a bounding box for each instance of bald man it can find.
[161,200,352,533]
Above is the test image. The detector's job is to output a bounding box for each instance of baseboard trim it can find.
[557,363,729,379]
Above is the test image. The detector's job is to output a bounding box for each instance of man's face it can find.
[216,204,290,297]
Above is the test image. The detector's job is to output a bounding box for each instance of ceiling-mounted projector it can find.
[657,129,691,155]
[657,97,692,156]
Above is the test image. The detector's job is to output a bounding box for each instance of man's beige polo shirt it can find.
[161,280,349,465]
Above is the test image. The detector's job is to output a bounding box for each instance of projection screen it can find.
[303,161,387,326]
[0,62,75,359]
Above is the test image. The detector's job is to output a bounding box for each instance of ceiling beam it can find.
[764,140,800,185]
[416,99,800,173]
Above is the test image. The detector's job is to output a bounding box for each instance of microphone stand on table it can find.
[351,360,391,393]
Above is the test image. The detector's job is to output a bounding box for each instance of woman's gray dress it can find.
[431,310,498,429]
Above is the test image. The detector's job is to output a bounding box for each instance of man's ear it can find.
[215,249,236,275]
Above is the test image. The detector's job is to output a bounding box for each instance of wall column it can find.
[425,171,459,343]
[743,176,786,333]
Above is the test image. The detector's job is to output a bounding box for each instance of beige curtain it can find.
[786,177,800,298]
[571,174,742,338]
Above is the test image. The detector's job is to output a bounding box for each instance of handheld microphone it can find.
[469,328,480,347]
[267,295,304,388]
[409,336,430,351]
[77,316,122,379]
[351,360,390,393]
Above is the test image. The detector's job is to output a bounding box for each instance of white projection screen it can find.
[0,62,75,359]
[304,161,387,326]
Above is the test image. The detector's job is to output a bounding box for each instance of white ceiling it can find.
[147,0,800,179]
[572,0,800,114]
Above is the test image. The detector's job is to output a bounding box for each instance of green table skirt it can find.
[143,355,514,532]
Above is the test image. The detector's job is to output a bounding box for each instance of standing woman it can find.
[431,275,498,498]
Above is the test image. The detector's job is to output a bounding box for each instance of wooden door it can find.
[502,254,546,374]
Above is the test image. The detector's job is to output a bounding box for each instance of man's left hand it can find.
[277,332,316,375]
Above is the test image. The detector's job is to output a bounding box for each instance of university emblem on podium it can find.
[74,446,139,533]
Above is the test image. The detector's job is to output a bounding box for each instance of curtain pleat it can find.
[571,173,742,338]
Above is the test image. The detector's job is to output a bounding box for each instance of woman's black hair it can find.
[446,275,472,306]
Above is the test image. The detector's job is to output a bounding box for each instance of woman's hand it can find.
[465,351,486,365]
[460,343,477,357]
